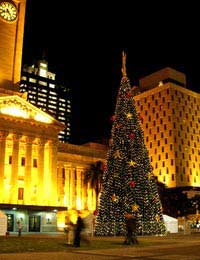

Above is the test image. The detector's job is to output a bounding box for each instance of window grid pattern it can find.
[135,83,200,188]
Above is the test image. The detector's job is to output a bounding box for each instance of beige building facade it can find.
[0,95,107,232]
[135,68,200,189]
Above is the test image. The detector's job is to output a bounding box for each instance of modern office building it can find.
[20,60,71,143]
[134,67,200,190]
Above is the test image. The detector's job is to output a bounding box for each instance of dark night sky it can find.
[22,0,199,144]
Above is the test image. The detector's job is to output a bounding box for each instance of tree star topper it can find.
[121,50,127,77]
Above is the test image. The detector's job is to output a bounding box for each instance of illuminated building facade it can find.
[56,142,107,229]
[20,60,71,143]
[0,95,66,232]
[0,0,107,233]
[134,67,200,189]
[0,0,26,92]
[0,99,106,232]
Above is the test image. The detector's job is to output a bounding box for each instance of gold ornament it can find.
[111,194,118,202]
[155,214,160,222]
[126,112,133,119]
[129,160,137,167]
[147,172,152,180]
[114,150,121,159]
[132,203,139,211]
[113,172,118,178]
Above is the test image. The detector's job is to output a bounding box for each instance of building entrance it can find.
[29,215,41,232]
[6,214,14,231]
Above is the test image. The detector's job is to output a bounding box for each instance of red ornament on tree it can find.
[129,133,135,139]
[116,124,122,129]
[110,115,115,122]
[130,181,135,187]
[93,210,98,216]
[102,163,107,172]
[125,92,132,98]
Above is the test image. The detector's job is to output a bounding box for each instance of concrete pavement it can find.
[1,233,200,259]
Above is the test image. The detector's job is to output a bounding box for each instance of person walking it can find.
[123,213,139,245]
[73,216,84,247]
[17,220,22,237]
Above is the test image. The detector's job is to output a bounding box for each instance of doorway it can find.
[6,214,14,231]
[29,215,41,232]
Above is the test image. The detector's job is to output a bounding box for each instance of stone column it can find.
[24,136,34,205]
[0,131,9,203]
[57,165,64,206]
[82,170,87,210]
[37,138,46,205]
[64,166,70,207]
[51,140,59,205]
[76,167,82,210]
[43,140,59,206]
[10,133,21,203]
[70,167,76,209]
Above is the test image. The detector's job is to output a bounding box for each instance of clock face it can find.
[0,1,17,22]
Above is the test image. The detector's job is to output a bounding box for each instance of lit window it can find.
[39,68,47,77]
[49,100,56,104]
[50,91,57,96]
[18,188,24,200]
[29,78,36,83]
[38,81,47,86]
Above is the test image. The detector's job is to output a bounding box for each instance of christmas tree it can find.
[94,52,166,236]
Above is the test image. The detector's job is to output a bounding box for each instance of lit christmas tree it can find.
[94,52,166,236]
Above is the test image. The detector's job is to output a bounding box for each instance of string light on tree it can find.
[94,51,166,236]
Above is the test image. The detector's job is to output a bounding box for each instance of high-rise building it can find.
[134,67,200,190]
[20,59,71,143]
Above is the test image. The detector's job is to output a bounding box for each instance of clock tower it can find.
[0,0,26,93]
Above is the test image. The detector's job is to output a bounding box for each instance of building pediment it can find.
[0,95,62,127]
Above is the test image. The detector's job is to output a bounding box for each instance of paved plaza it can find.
[1,233,200,259]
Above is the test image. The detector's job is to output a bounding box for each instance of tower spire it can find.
[121,50,127,77]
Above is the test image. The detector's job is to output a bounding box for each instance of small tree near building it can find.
[84,161,104,210]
